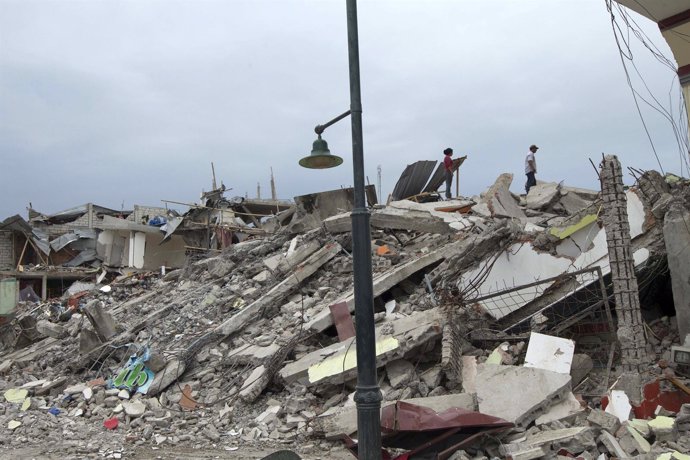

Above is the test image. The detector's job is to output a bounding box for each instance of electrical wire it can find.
[606,0,690,178]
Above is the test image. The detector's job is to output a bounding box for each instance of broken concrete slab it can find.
[239,365,267,402]
[475,364,572,427]
[523,332,575,374]
[226,342,282,364]
[598,431,630,459]
[587,408,621,434]
[307,233,500,333]
[218,241,341,338]
[324,207,454,234]
[262,239,321,275]
[35,320,67,339]
[559,189,594,215]
[526,182,560,210]
[316,393,476,439]
[387,199,476,231]
[306,245,451,332]
[83,300,117,342]
[648,415,676,442]
[476,173,525,219]
[501,427,594,458]
[385,359,415,389]
[618,425,651,455]
[560,184,600,202]
[534,392,583,425]
[280,308,443,387]
[570,353,594,386]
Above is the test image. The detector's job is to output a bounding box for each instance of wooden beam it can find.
[660,9,690,31]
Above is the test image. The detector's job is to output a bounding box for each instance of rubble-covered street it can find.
[1,156,690,459]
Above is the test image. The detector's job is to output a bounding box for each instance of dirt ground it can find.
[0,444,356,460]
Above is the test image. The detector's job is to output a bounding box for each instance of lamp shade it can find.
[299,136,344,169]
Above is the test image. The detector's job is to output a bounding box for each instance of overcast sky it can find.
[1,0,688,218]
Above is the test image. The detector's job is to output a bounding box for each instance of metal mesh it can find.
[443,266,618,391]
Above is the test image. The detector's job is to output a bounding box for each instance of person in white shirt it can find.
[525,144,539,193]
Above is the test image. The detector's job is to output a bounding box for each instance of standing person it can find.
[443,147,454,199]
[525,144,539,194]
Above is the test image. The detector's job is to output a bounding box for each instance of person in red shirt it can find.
[443,147,454,199]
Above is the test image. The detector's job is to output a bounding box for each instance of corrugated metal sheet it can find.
[423,156,467,193]
[390,161,437,201]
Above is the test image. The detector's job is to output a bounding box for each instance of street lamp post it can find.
[298,1,382,458]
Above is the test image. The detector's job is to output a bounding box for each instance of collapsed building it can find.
[0,156,690,459]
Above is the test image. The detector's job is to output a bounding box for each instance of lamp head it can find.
[299,135,344,169]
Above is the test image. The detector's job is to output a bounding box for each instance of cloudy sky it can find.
[1,0,687,218]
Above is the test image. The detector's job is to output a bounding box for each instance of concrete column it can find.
[663,203,690,344]
[600,155,648,374]
[41,274,47,301]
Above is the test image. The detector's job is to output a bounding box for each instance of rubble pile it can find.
[0,169,690,459]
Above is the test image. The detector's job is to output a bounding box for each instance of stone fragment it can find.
[526,182,560,210]
[500,445,547,460]
[587,409,621,434]
[598,431,629,459]
[4,388,28,403]
[648,415,676,442]
[79,328,103,355]
[386,359,415,389]
[477,173,525,219]
[535,392,583,425]
[122,400,146,418]
[628,418,651,437]
[570,354,593,386]
[36,320,67,339]
[475,364,571,427]
[618,425,651,455]
[63,384,87,395]
[146,352,167,373]
[256,405,280,425]
[83,300,118,341]
[8,420,22,430]
[420,365,443,390]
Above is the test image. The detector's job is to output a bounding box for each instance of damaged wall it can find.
[460,189,651,321]
[0,230,13,269]
[97,230,186,270]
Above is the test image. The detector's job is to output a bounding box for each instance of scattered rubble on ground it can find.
[1,160,690,459]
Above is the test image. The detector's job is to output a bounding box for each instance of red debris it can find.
[103,417,119,430]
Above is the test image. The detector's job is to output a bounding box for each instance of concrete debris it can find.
[475,364,572,427]
[526,181,561,210]
[475,173,526,219]
[0,170,689,459]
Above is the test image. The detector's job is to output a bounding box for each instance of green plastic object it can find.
[0,278,18,316]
